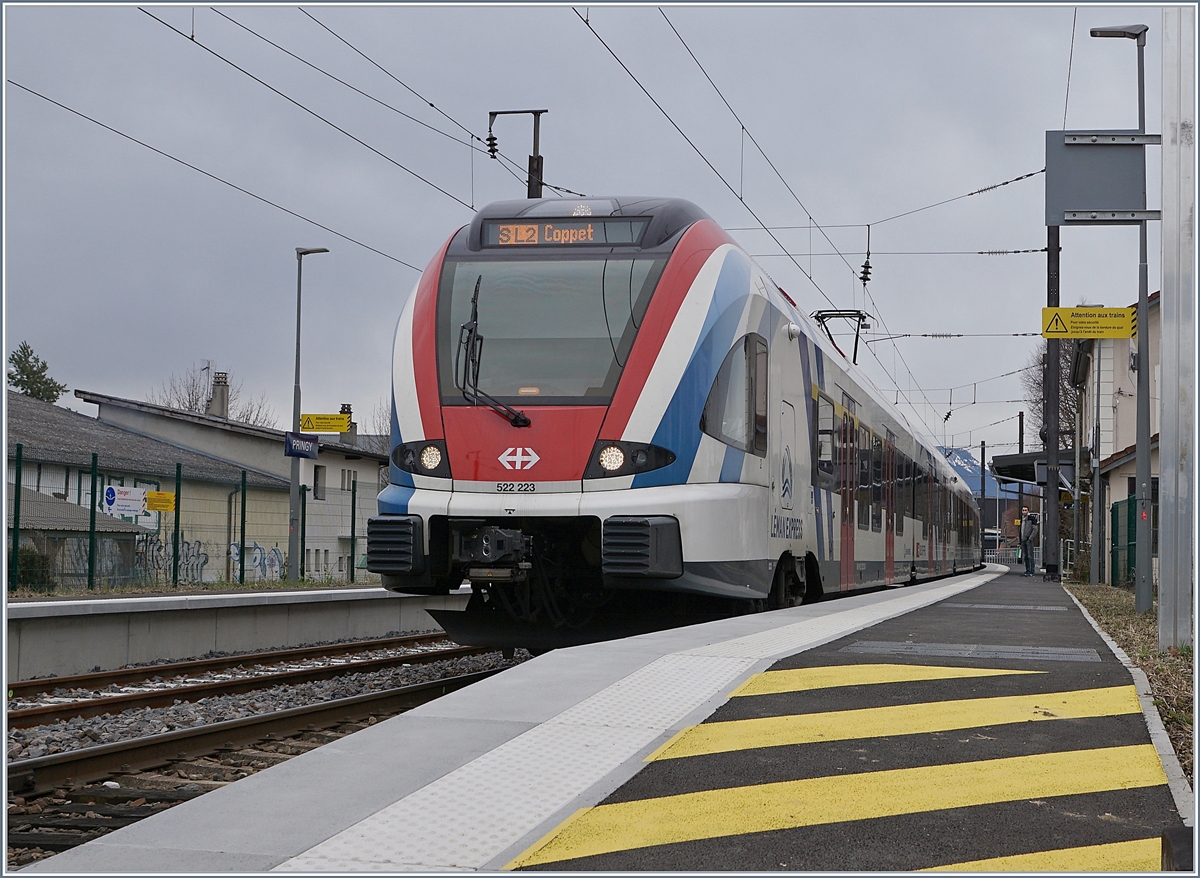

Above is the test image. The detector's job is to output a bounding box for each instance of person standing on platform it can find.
[1019,506,1039,577]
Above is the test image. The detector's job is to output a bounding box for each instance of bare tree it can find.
[360,396,392,456]
[1019,340,1081,450]
[147,363,279,428]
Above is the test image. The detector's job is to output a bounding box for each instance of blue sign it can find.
[285,431,319,459]
[104,486,116,507]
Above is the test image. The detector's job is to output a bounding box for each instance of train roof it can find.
[463,196,713,253]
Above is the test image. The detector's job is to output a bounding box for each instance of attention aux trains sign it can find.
[482,219,648,247]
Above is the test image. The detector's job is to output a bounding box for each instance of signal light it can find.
[486,133,498,158]
[859,259,871,284]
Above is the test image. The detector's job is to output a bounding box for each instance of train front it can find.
[367,196,755,648]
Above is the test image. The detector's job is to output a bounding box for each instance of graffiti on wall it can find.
[133,533,210,583]
[228,542,284,581]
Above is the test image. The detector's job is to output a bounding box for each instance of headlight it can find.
[420,445,443,471]
[585,441,676,479]
[598,445,626,472]
[392,439,451,478]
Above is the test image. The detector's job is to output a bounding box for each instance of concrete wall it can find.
[7,589,470,680]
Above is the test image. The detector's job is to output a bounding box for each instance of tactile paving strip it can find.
[941,602,1068,611]
[841,641,1101,662]
[274,572,999,871]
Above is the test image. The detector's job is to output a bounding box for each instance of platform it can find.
[24,566,1191,872]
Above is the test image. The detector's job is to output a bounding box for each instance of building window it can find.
[313,465,326,500]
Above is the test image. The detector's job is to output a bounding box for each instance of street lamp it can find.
[1090,23,1152,613]
[289,246,328,582]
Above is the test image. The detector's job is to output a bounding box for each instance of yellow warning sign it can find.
[300,413,352,432]
[1041,307,1134,339]
[146,491,176,512]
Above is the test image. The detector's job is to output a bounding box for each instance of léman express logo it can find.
[499,447,540,470]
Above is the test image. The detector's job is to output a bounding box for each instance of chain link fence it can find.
[7,451,378,594]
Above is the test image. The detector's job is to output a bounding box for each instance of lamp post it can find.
[1090,24,1152,613]
[289,247,328,582]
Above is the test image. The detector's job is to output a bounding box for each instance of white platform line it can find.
[274,571,997,872]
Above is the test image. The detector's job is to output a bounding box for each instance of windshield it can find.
[437,257,667,404]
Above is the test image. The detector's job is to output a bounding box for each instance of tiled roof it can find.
[7,486,148,534]
[6,391,288,489]
[73,390,387,461]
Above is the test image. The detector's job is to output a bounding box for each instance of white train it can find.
[367,196,981,647]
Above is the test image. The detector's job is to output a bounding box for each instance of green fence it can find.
[1110,497,1158,588]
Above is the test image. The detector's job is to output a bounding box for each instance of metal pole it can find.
[10,443,22,591]
[980,440,986,565]
[1074,394,1082,577]
[1134,219,1152,613]
[289,254,303,582]
[1159,5,1195,648]
[239,469,247,585]
[88,453,97,590]
[300,484,307,580]
[172,462,182,586]
[1091,340,1103,585]
[1017,411,1024,533]
[1044,226,1061,581]
[349,477,357,584]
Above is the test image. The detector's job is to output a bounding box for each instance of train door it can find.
[884,435,895,584]
[839,413,856,589]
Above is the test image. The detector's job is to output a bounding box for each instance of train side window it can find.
[857,427,871,530]
[871,433,883,532]
[700,333,768,458]
[752,336,768,456]
[815,395,836,488]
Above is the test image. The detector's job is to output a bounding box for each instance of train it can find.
[367,196,981,649]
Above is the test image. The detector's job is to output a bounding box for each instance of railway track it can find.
[9,639,488,729]
[7,664,506,868]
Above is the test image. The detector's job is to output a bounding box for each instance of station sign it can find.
[1041,306,1134,339]
[285,431,320,459]
[300,413,351,433]
[146,491,176,512]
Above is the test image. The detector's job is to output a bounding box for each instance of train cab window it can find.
[700,333,768,458]
[437,256,667,404]
[815,394,836,489]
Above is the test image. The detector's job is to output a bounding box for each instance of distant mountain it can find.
[939,447,1027,498]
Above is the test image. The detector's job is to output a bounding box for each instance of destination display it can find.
[482,218,648,247]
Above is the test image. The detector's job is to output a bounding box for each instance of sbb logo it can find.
[499,447,540,470]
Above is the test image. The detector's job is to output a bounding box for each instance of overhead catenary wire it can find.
[647,8,946,438]
[140,7,475,210]
[7,79,420,270]
[296,7,588,199]
[574,9,842,312]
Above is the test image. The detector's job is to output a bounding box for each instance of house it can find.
[6,390,288,585]
[1072,291,1161,585]
[73,384,388,583]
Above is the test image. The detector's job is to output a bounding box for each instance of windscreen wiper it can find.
[454,276,531,428]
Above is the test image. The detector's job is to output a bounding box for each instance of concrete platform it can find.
[24,567,1192,872]
[7,587,469,679]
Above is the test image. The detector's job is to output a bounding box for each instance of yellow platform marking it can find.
[922,837,1161,872]
[729,663,1043,698]
[650,685,1140,760]
[507,744,1167,868]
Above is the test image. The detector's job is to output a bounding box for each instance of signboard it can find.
[1045,130,1150,226]
[1042,307,1134,339]
[285,431,320,459]
[300,413,351,433]
[481,218,648,248]
[146,491,176,512]
[103,485,146,517]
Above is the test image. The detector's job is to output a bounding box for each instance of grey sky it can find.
[4,3,1167,460]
